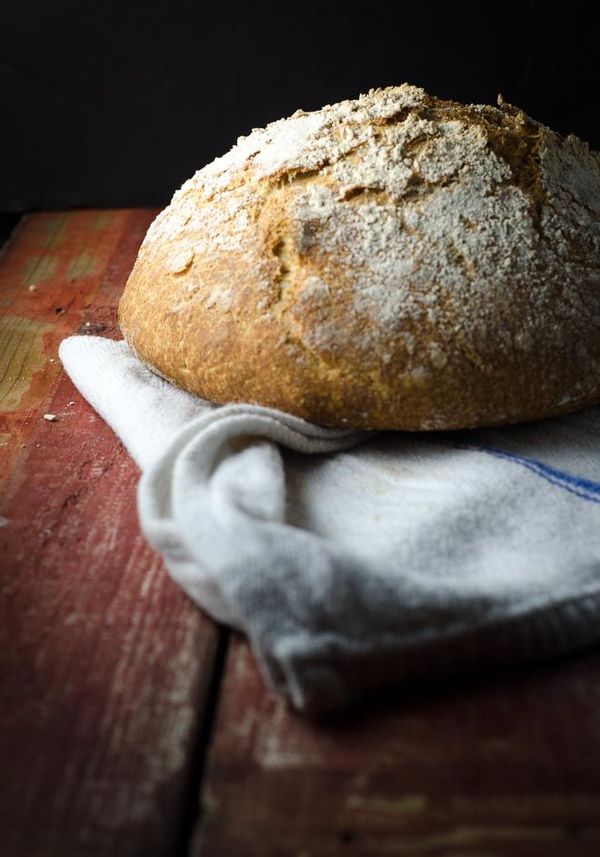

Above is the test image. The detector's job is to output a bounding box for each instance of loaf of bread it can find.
[118,84,600,430]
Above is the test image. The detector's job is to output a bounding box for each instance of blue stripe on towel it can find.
[453,443,600,504]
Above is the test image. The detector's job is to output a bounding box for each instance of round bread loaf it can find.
[118,84,600,430]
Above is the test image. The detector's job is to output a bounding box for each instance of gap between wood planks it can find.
[175,627,231,857]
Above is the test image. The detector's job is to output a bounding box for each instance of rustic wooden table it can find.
[1,210,600,857]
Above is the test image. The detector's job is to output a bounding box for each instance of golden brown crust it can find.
[118,85,600,430]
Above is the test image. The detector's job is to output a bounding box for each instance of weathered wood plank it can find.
[0,212,221,857]
[0,210,149,487]
[194,636,600,856]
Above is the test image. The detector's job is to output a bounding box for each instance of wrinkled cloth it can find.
[60,335,600,713]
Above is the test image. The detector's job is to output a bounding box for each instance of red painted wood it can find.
[0,210,151,487]
[194,636,600,856]
[0,212,221,857]
[4,210,600,857]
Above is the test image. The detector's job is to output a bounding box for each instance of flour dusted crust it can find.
[118,84,600,429]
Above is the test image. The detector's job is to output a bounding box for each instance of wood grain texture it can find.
[194,636,600,857]
[0,210,147,488]
[0,212,221,857]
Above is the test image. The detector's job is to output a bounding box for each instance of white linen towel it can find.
[60,335,600,714]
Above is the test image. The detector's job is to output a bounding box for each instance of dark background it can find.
[1,0,599,212]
